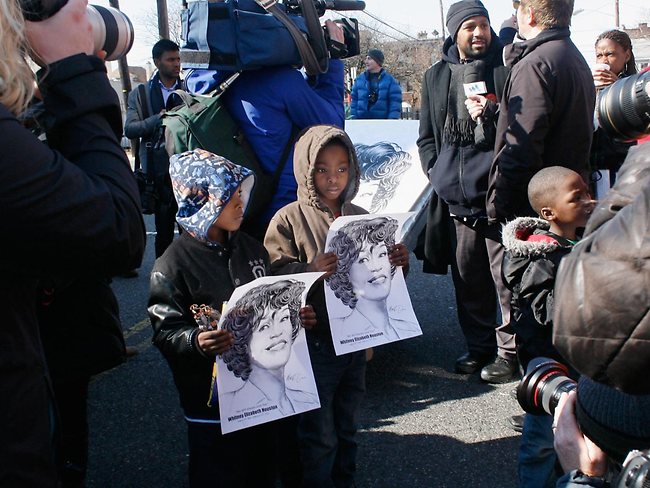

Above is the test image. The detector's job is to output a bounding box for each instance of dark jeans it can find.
[519,414,559,488]
[154,181,179,258]
[186,416,301,488]
[298,339,366,488]
[449,217,516,359]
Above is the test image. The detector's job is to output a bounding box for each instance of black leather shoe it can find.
[455,352,494,374]
[508,414,525,433]
[480,356,518,383]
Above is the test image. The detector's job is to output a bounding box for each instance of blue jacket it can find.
[222,60,345,225]
[350,68,402,119]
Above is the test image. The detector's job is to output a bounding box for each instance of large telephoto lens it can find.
[516,358,576,416]
[20,1,134,61]
[597,70,650,140]
[88,5,135,61]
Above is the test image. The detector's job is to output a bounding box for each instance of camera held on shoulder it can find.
[517,359,650,487]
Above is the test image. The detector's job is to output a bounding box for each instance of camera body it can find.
[322,18,360,60]
[617,450,650,488]
[597,70,650,140]
[518,359,650,487]
[19,0,134,61]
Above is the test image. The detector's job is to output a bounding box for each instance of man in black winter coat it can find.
[487,0,595,222]
[417,0,516,383]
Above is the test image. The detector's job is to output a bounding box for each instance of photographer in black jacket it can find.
[551,144,650,487]
[0,0,145,486]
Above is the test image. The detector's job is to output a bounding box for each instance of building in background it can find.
[623,23,650,69]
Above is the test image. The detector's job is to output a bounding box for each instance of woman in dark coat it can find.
[0,1,144,486]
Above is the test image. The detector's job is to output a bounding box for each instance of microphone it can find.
[463,60,487,124]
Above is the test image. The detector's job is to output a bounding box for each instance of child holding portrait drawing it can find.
[264,125,409,486]
[148,149,311,487]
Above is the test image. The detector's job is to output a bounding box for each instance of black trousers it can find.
[52,377,90,488]
[186,416,301,488]
[154,179,179,258]
[449,217,516,359]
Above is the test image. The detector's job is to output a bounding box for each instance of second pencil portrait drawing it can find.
[324,214,422,355]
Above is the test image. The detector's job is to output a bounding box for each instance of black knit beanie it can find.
[446,0,490,41]
[575,376,650,463]
[367,49,384,66]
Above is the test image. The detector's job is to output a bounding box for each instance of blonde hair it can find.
[0,0,35,115]
[520,0,574,29]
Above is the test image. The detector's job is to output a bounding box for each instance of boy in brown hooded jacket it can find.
[264,125,408,486]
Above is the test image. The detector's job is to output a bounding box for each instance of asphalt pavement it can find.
[86,218,522,487]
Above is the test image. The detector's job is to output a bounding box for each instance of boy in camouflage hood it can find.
[149,149,310,486]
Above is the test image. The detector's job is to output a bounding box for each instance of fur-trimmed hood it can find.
[501,217,570,257]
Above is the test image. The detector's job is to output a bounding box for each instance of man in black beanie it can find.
[350,48,402,119]
[552,144,650,487]
[417,0,518,384]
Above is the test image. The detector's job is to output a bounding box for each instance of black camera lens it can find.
[516,357,576,416]
[597,70,650,140]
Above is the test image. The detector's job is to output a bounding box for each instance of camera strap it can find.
[254,0,326,76]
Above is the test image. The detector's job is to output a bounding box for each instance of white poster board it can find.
[324,213,422,356]
[214,273,323,434]
[346,120,431,248]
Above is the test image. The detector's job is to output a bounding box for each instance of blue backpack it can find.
[180,0,328,76]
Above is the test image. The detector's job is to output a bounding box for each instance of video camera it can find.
[284,0,362,59]
[517,358,650,488]
[597,70,650,140]
[180,0,364,75]
[19,0,134,61]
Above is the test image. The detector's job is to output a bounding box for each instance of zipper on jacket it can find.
[458,147,469,205]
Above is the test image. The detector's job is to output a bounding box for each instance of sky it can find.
[96,0,650,70]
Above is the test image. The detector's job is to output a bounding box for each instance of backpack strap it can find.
[133,84,151,171]
[274,125,299,183]
[254,0,326,76]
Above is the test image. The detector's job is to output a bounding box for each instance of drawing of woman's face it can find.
[349,241,392,302]
[249,305,293,371]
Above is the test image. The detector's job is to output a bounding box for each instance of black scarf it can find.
[441,30,503,146]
